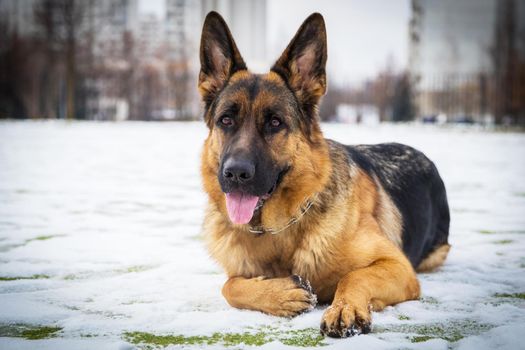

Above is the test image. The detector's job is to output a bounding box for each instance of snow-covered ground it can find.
[0,121,524,350]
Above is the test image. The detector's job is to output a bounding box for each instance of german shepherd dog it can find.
[199,12,450,338]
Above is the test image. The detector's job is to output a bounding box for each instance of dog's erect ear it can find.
[199,12,247,108]
[271,13,327,117]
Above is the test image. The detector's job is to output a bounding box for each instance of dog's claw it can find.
[290,274,317,313]
[291,274,313,294]
[320,303,372,338]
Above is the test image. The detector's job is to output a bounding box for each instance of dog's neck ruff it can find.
[248,195,317,235]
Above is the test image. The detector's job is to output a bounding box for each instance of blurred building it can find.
[137,14,164,58]
[0,0,269,120]
[165,0,201,61]
[0,0,139,55]
[92,0,139,58]
[201,0,268,71]
[410,0,525,124]
[410,0,495,83]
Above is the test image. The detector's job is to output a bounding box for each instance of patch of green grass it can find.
[478,229,496,234]
[126,266,150,273]
[0,274,50,281]
[478,229,525,235]
[398,315,411,321]
[21,326,62,340]
[63,265,154,281]
[280,328,325,347]
[124,331,256,347]
[494,292,525,299]
[494,239,513,245]
[376,319,491,343]
[116,265,153,274]
[0,234,65,253]
[123,327,326,348]
[221,332,269,346]
[411,335,434,343]
[26,234,65,243]
[188,234,204,241]
[0,324,62,340]
[63,274,78,280]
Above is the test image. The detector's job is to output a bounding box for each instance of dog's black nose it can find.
[223,158,255,183]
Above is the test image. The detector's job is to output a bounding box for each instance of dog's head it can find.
[200,12,331,227]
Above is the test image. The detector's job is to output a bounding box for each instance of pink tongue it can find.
[225,192,260,225]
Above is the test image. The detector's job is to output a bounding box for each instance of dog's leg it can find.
[320,234,420,337]
[222,275,317,317]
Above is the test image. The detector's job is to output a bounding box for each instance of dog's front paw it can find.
[320,300,371,338]
[265,274,317,317]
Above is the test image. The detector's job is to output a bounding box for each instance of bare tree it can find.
[33,0,62,118]
[121,30,137,120]
[319,80,346,121]
[0,29,34,118]
[33,0,90,119]
[492,0,525,125]
[135,64,163,120]
[166,59,192,120]
[371,59,397,121]
[0,13,53,119]
[391,73,415,121]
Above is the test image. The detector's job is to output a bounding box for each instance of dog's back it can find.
[342,141,450,270]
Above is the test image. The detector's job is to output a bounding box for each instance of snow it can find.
[0,121,524,350]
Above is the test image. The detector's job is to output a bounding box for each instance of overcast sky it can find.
[138,0,165,17]
[138,0,410,86]
[266,0,410,85]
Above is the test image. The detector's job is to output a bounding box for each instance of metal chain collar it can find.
[248,195,317,235]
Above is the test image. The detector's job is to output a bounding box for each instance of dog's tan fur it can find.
[198,12,444,337]
[416,244,451,272]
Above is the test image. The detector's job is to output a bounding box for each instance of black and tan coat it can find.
[198,12,450,338]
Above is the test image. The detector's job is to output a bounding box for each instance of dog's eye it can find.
[220,116,234,126]
[270,117,282,128]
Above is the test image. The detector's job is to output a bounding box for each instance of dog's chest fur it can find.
[206,220,343,295]
[207,217,320,276]
[204,187,352,302]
